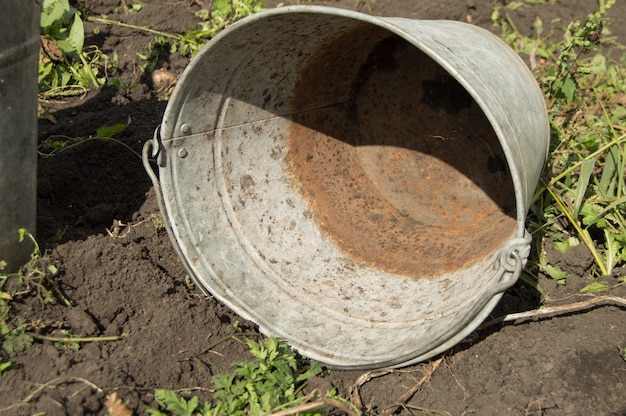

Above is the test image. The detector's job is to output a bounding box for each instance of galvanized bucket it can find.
[144,6,549,369]
[0,0,40,270]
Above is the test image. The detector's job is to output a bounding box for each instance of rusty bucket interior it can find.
[286,24,517,277]
[148,6,548,369]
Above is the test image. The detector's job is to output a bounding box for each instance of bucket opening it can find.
[283,23,517,277]
[154,7,549,367]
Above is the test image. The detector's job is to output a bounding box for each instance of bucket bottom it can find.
[286,28,516,277]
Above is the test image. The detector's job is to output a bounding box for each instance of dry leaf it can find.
[105,392,133,416]
[41,35,64,62]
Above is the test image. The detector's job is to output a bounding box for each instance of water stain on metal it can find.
[286,24,517,277]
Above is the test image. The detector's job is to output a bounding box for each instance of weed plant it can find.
[89,0,266,74]
[493,0,626,290]
[146,336,355,416]
[38,118,136,159]
[39,0,108,98]
[0,230,66,375]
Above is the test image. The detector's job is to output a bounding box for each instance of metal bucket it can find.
[0,0,40,270]
[144,6,549,369]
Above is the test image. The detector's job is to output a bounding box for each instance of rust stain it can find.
[286,24,517,277]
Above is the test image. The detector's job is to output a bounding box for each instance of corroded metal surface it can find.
[287,28,516,276]
[147,6,550,369]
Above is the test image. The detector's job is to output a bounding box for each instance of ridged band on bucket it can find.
[143,6,549,369]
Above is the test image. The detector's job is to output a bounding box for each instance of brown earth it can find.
[2,0,626,415]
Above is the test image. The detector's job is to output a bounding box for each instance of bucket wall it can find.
[0,0,40,269]
[145,6,550,369]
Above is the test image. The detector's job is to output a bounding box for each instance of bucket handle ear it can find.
[142,127,171,239]
[493,233,532,293]
[142,127,208,294]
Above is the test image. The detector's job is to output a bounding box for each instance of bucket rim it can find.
[164,4,549,237]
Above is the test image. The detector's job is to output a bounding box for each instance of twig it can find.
[31,334,125,343]
[87,16,182,40]
[269,398,357,416]
[39,135,143,160]
[269,389,359,416]
[400,404,453,416]
[479,295,626,330]
[349,369,393,409]
[269,401,327,416]
[22,376,103,403]
[381,357,444,415]
[529,40,538,70]
[169,386,214,394]
[190,332,260,358]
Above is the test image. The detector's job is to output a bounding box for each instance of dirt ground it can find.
[2,0,626,415]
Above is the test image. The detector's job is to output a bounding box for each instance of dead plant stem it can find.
[269,398,358,416]
[382,357,444,415]
[480,295,626,330]
[22,376,103,403]
[349,369,393,409]
[31,334,125,343]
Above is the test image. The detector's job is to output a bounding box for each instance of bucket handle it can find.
[142,127,173,241]
[493,233,531,294]
[142,127,209,295]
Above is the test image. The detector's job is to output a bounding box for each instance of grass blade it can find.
[604,229,617,275]
[573,158,595,218]
[544,181,609,276]
[582,194,626,226]
[598,145,619,197]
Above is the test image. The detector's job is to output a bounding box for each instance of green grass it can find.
[493,0,626,290]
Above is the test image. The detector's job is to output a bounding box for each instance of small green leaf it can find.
[560,76,577,103]
[213,0,234,19]
[539,264,568,283]
[17,228,27,243]
[573,158,595,218]
[0,360,14,376]
[580,202,608,228]
[580,281,610,293]
[554,236,580,253]
[295,363,323,383]
[506,2,524,10]
[598,145,619,197]
[96,123,128,138]
[154,389,199,416]
[603,229,622,275]
[582,53,607,74]
[41,0,72,29]
[1,324,33,355]
[533,16,543,38]
[68,14,85,53]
